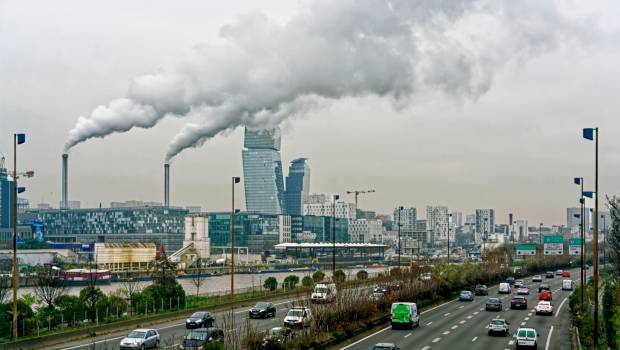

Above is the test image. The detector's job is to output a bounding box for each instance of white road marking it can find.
[422,347,430,350]
[444,312,451,316]
[459,305,464,309]
[473,311,479,315]
[521,322,526,326]
[479,308,484,311]
[451,325,458,329]
[524,317,530,321]
[472,337,478,342]
[556,297,568,317]
[545,326,554,350]
[426,321,433,326]
[459,320,466,324]
[509,340,515,345]
[467,315,473,319]
[443,331,450,335]
[433,337,441,343]
[404,333,412,338]
[528,313,532,316]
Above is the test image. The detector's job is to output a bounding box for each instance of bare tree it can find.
[0,275,10,304]
[33,274,67,310]
[120,278,143,315]
[191,259,206,297]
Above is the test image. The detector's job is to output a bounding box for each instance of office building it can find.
[451,211,463,227]
[427,206,449,245]
[58,200,81,209]
[110,200,162,208]
[242,127,286,215]
[206,212,291,253]
[514,220,528,242]
[567,207,590,231]
[303,197,356,219]
[184,214,210,259]
[475,209,495,238]
[26,207,188,251]
[37,203,52,210]
[349,219,383,243]
[465,214,476,225]
[0,170,15,229]
[393,207,416,231]
[284,158,310,215]
[301,215,349,243]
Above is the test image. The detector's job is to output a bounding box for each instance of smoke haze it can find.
[63,0,589,161]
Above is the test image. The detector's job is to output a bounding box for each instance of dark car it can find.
[538,284,550,293]
[475,285,489,296]
[505,276,516,285]
[185,311,215,329]
[373,285,389,294]
[545,271,554,278]
[262,327,292,348]
[249,302,276,319]
[180,328,224,349]
[485,298,503,311]
[459,290,474,301]
[510,296,528,310]
[373,343,400,350]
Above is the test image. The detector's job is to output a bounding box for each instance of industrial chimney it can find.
[164,163,170,207]
[62,154,68,209]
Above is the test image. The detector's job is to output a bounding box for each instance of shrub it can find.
[356,270,369,280]
[302,276,313,287]
[283,275,300,290]
[312,271,325,283]
[264,277,278,291]
[333,270,346,283]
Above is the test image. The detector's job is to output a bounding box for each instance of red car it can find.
[539,289,553,301]
[562,271,570,278]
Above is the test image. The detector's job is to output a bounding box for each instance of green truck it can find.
[390,302,420,329]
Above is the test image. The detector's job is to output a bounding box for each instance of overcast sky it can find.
[1,0,619,225]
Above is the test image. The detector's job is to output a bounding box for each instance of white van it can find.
[499,282,511,294]
[311,283,337,303]
[562,279,573,291]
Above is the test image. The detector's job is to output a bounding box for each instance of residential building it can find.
[17,198,29,214]
[110,200,162,208]
[186,206,202,214]
[465,214,476,225]
[242,127,286,214]
[303,197,356,219]
[184,214,210,259]
[284,158,310,215]
[349,219,383,243]
[475,209,495,239]
[567,207,590,231]
[426,206,449,245]
[393,207,416,231]
[0,170,14,229]
[451,211,463,227]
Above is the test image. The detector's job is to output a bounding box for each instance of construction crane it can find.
[346,189,376,214]
[0,154,35,179]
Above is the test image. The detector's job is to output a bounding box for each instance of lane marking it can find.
[479,308,484,311]
[473,311,479,315]
[509,340,515,345]
[467,315,473,319]
[433,337,441,343]
[404,333,412,338]
[339,326,391,350]
[443,331,450,335]
[444,312,451,316]
[545,326,554,350]
[422,347,430,350]
[521,322,526,326]
[426,321,433,326]
[459,320,466,324]
[555,297,568,317]
[459,305,464,309]
[451,325,458,329]
[472,336,478,342]
[524,317,530,321]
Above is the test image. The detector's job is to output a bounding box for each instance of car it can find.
[373,284,389,294]
[510,296,528,310]
[555,269,563,276]
[179,328,224,349]
[373,343,400,350]
[311,283,337,303]
[420,272,432,281]
[514,280,524,288]
[586,264,590,270]
[516,327,539,349]
[475,285,489,296]
[459,290,474,301]
[249,302,276,319]
[284,307,313,328]
[119,329,160,350]
[517,286,530,295]
[532,275,542,282]
[506,276,516,285]
[545,271,554,278]
[370,291,386,301]
[487,318,510,336]
[499,282,511,294]
[535,301,553,315]
[262,327,292,347]
[539,289,553,301]
[562,279,573,291]
[186,311,215,329]
[562,271,571,278]
[391,302,420,329]
[538,284,550,293]
[485,298,503,311]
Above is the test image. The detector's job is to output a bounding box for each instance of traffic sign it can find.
[543,235,563,255]
[516,244,537,256]
[569,238,582,256]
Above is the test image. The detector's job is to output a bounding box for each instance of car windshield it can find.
[491,320,505,325]
[488,298,499,303]
[527,330,536,338]
[315,287,328,293]
[186,331,207,341]
[518,330,527,337]
[269,329,283,337]
[288,310,304,317]
[255,302,269,308]
[514,297,525,300]
[191,312,206,318]
[461,291,469,294]
[539,302,550,306]
[373,347,393,350]
[127,331,146,338]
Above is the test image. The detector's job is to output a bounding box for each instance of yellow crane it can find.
[345,189,375,215]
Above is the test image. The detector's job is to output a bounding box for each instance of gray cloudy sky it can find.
[1,0,619,225]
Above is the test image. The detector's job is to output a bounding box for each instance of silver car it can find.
[120,329,160,350]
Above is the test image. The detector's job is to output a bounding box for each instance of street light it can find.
[332,194,340,278]
[574,177,585,309]
[447,213,452,264]
[397,206,403,268]
[230,177,240,302]
[539,223,543,247]
[482,217,488,259]
[601,214,606,269]
[582,126,600,346]
[12,133,25,340]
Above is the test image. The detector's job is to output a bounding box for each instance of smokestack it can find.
[62,154,68,209]
[164,163,170,207]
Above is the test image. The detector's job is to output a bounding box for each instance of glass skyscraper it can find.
[242,127,286,214]
[0,170,14,229]
[284,158,310,215]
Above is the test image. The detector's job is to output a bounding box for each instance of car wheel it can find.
[488,330,492,336]
[140,345,145,350]
[155,340,159,349]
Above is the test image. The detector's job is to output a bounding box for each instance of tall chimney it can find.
[164,163,170,207]
[62,154,68,209]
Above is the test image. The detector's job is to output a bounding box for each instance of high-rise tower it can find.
[242,127,286,214]
[285,158,310,215]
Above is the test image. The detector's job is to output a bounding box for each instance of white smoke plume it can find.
[63,0,590,160]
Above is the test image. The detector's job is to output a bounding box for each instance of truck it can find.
[311,283,337,303]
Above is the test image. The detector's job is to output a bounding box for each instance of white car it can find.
[120,329,160,350]
[311,283,337,303]
[535,301,553,315]
[516,286,530,295]
[498,282,511,294]
[562,279,573,291]
[283,307,313,328]
[516,327,538,349]
[532,275,542,282]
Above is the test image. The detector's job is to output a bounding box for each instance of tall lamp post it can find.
[230,177,240,303]
[574,177,585,309]
[447,213,452,264]
[12,133,25,340]
[482,217,488,259]
[332,194,339,277]
[539,223,543,247]
[601,214,606,269]
[397,206,403,268]
[582,126,599,346]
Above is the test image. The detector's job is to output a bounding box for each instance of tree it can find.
[79,286,106,322]
[333,270,346,283]
[56,295,84,326]
[191,260,207,297]
[0,276,10,304]
[108,291,128,318]
[356,270,369,281]
[312,271,325,283]
[302,276,313,287]
[263,277,278,291]
[283,275,299,290]
[607,195,620,282]
[33,274,67,311]
[120,278,143,315]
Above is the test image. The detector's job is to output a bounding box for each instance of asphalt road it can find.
[341,267,585,350]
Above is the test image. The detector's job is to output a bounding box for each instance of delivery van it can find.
[311,283,337,303]
[499,282,511,294]
[562,279,573,291]
[391,302,420,329]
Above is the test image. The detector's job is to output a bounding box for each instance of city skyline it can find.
[1,0,620,225]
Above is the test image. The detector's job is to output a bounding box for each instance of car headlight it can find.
[186,319,191,322]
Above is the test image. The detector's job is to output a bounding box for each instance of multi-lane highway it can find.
[341,267,584,350]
